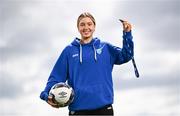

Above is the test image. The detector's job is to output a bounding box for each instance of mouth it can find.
[83,31,91,35]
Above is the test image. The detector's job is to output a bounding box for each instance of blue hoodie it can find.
[40,31,134,111]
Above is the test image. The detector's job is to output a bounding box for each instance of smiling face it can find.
[77,17,95,42]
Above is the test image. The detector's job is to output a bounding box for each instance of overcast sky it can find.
[0,0,180,116]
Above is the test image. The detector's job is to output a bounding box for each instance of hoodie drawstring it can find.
[93,45,97,62]
[79,44,97,64]
[80,44,82,64]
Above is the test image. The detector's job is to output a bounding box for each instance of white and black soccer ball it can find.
[49,82,74,107]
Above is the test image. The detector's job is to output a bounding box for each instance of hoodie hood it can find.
[71,37,100,64]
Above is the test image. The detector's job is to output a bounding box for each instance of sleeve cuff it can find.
[123,31,132,37]
[40,91,49,102]
[123,31,133,40]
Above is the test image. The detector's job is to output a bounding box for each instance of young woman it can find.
[40,12,133,115]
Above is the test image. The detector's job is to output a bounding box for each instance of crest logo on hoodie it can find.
[96,49,102,54]
[96,44,105,55]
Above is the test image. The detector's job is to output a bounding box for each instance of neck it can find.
[80,36,93,44]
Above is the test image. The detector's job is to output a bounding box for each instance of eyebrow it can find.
[80,21,93,24]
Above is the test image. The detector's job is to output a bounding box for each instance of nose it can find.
[84,24,89,29]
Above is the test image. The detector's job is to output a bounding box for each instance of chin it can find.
[82,35,91,39]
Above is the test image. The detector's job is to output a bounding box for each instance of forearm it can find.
[122,31,134,62]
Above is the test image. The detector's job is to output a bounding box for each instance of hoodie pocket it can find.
[74,84,103,102]
[71,84,112,109]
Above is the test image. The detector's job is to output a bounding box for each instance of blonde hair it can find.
[77,12,96,27]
